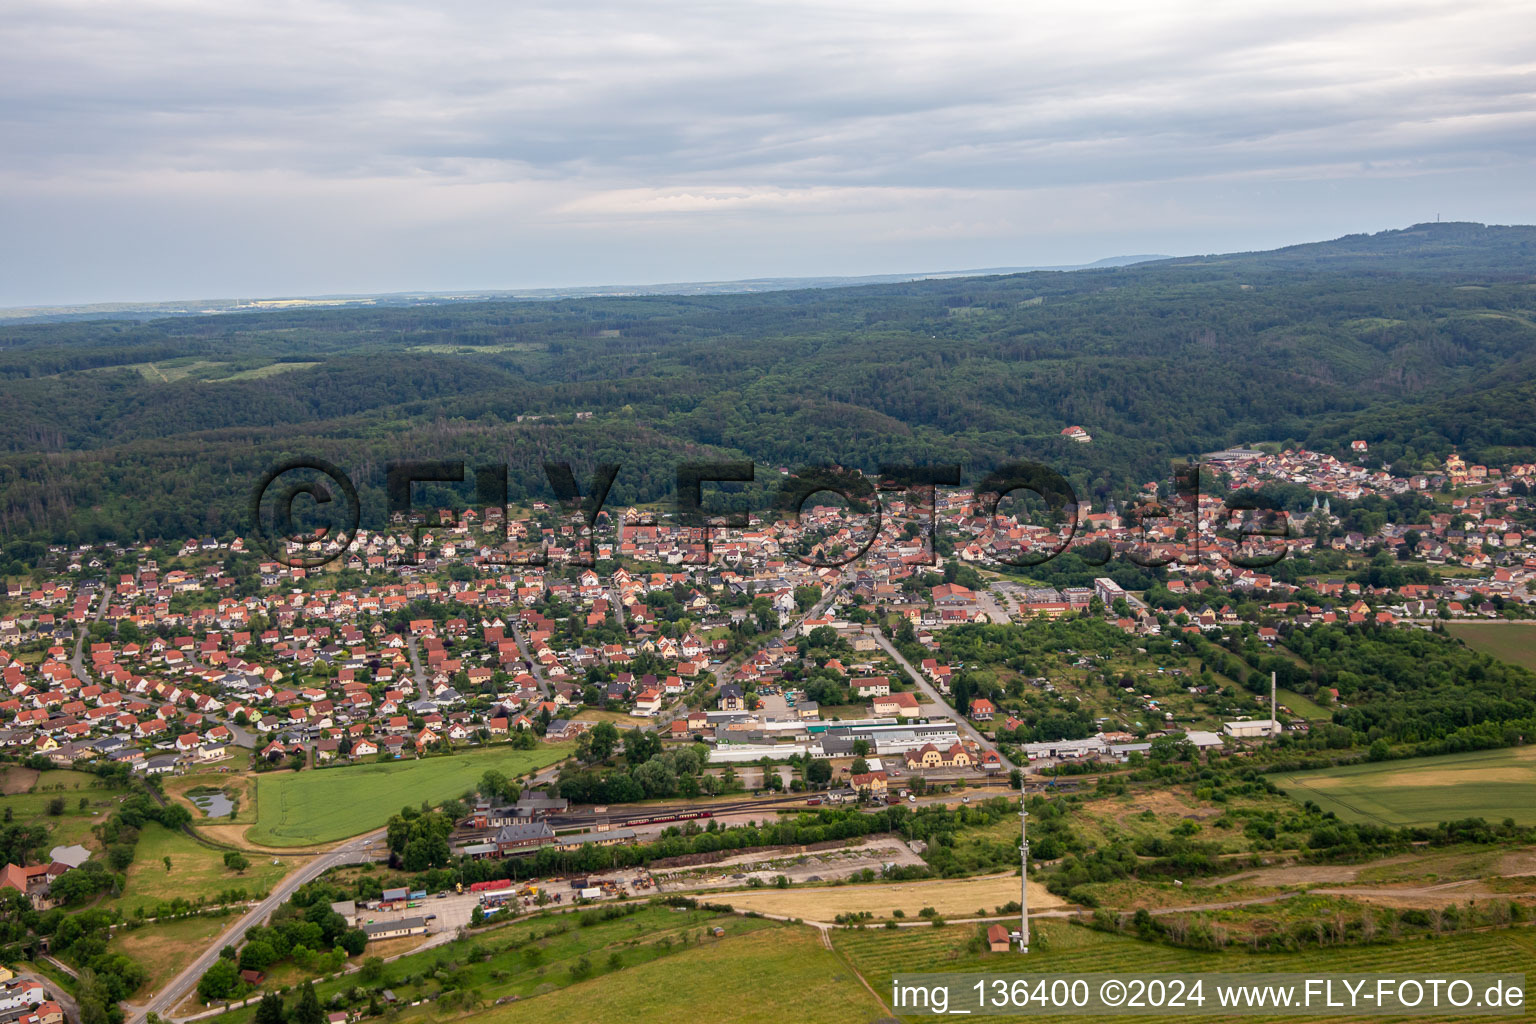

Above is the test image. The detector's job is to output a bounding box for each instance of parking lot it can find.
[351,866,662,936]
[357,890,479,934]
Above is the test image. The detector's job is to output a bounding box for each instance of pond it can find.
[190,790,234,818]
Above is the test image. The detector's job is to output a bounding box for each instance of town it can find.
[2,440,1535,1023]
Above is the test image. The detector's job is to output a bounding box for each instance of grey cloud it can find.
[1,0,1533,303]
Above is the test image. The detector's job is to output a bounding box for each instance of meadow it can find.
[1446,622,1536,672]
[247,744,573,846]
[1275,747,1536,827]
[194,904,791,1024]
[0,767,127,851]
[837,917,1536,1024]
[111,913,239,995]
[486,925,884,1024]
[118,823,295,914]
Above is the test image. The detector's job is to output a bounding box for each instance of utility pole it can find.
[1019,801,1030,952]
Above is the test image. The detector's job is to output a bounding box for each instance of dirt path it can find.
[825,928,897,1019]
[1194,859,1405,888]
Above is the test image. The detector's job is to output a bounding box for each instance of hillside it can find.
[0,223,1533,552]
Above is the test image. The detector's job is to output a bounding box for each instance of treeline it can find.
[6,228,1536,551]
[354,800,1022,890]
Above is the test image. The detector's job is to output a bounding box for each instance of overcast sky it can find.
[2,0,1534,306]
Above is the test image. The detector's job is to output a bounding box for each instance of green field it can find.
[247,744,573,846]
[0,767,125,851]
[1275,688,1331,721]
[1447,622,1536,672]
[196,904,792,1024]
[837,918,1536,1023]
[119,824,293,914]
[487,922,883,1024]
[1276,747,1536,827]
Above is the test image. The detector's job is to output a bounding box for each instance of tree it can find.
[253,993,286,1024]
[359,956,386,983]
[623,727,661,767]
[479,769,508,801]
[338,927,368,956]
[163,856,173,873]
[50,867,103,905]
[806,759,833,788]
[589,720,620,760]
[197,959,241,1002]
[75,969,112,1024]
[291,981,325,1024]
[223,851,250,873]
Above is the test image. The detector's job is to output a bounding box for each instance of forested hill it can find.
[1162,221,1536,273]
[0,222,1534,551]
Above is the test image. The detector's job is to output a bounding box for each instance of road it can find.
[67,587,110,683]
[129,829,387,1024]
[869,630,1015,771]
[405,633,428,689]
[505,618,551,698]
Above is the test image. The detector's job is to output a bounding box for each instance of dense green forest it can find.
[2,222,1534,549]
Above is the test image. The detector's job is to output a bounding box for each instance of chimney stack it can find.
[1270,671,1277,735]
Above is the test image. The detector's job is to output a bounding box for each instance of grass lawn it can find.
[247,744,574,846]
[119,824,295,914]
[573,708,645,727]
[111,913,238,995]
[1276,747,1536,827]
[1275,688,1332,720]
[814,703,872,721]
[1446,622,1536,672]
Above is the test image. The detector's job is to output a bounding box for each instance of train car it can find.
[619,808,716,827]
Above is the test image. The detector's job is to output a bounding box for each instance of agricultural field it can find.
[1276,747,1536,828]
[0,766,127,851]
[485,924,885,1024]
[1446,623,1536,672]
[247,744,574,846]
[118,823,295,914]
[838,918,1536,1023]
[196,904,788,1024]
[715,871,1063,922]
